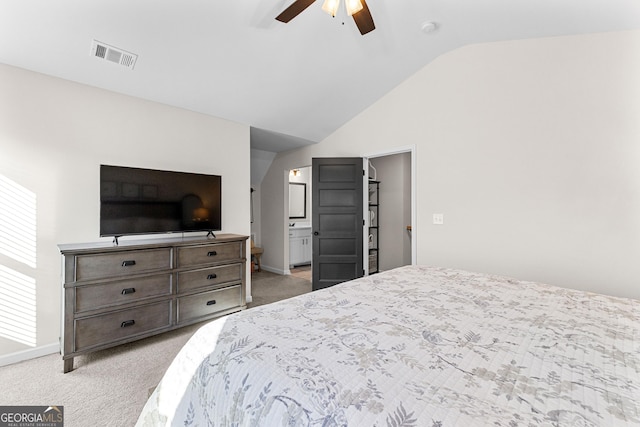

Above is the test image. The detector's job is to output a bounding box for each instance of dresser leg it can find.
[63,358,74,373]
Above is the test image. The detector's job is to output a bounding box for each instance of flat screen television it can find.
[100,165,221,237]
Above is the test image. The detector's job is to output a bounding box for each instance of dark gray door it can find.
[312,157,364,291]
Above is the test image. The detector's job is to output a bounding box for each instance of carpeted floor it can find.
[0,270,311,427]
[248,267,311,307]
[289,264,312,281]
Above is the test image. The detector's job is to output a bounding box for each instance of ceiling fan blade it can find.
[276,0,318,23]
[352,0,375,35]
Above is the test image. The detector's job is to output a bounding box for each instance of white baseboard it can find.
[0,342,59,368]
[260,265,289,275]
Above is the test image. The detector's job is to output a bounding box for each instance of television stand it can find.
[206,230,217,238]
[58,233,248,373]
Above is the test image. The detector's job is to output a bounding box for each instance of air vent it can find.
[90,40,138,70]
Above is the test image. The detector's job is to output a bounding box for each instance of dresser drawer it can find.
[177,242,243,268]
[177,285,242,324]
[177,263,242,294]
[74,301,171,352]
[75,274,173,313]
[75,248,172,281]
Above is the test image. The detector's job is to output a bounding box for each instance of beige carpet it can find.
[289,265,312,281]
[248,268,311,307]
[0,271,311,427]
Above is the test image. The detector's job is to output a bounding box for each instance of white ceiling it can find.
[1,1,639,152]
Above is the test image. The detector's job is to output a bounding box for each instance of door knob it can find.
[313,231,319,236]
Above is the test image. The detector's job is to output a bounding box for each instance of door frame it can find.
[362,145,417,271]
[284,165,312,275]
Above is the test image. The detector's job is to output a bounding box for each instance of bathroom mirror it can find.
[289,183,306,219]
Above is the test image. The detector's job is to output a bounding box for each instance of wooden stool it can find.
[251,246,263,272]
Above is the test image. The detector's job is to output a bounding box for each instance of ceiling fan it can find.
[276,0,375,35]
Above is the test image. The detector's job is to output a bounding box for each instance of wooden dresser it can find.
[59,234,247,373]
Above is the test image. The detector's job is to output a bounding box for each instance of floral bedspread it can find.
[136,266,639,426]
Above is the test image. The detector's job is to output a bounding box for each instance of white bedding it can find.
[137,266,639,426]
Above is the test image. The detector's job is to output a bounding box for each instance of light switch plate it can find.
[433,213,444,225]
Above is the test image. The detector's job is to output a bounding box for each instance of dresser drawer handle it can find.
[207,251,217,257]
[120,320,135,328]
[207,274,217,280]
[206,300,217,306]
[122,260,136,267]
[121,287,136,295]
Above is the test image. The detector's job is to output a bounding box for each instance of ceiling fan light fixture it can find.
[345,0,363,16]
[322,0,340,17]
[276,0,375,35]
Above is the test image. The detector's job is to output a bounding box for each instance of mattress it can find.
[136,265,640,426]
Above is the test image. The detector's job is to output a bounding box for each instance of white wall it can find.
[401,153,412,266]
[0,64,250,360]
[260,30,640,299]
[250,149,277,246]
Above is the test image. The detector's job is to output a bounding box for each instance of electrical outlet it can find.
[433,213,444,225]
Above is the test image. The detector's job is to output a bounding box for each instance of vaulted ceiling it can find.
[1,1,639,152]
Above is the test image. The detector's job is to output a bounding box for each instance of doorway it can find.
[283,146,415,286]
[366,150,414,272]
[288,166,312,281]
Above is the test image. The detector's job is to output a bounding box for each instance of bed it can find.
[136,265,639,426]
